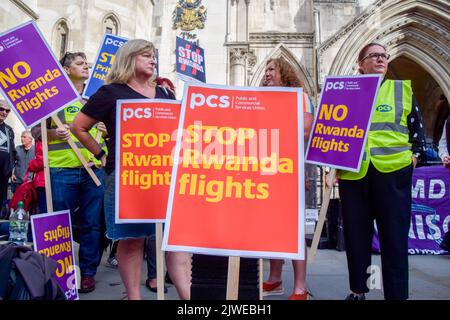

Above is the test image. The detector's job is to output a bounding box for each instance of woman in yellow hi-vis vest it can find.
[339,43,426,300]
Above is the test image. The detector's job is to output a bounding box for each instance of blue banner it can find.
[82,34,128,99]
[176,36,206,83]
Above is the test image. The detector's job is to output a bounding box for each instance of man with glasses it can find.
[0,101,16,215]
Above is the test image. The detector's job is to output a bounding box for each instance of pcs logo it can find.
[325,81,345,92]
[376,104,393,113]
[190,93,231,110]
[66,106,81,114]
[105,38,125,48]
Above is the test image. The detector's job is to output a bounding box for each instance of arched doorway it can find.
[387,56,448,145]
[322,0,449,145]
[250,44,315,97]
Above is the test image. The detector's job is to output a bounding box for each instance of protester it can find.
[47,52,106,293]
[156,77,176,96]
[0,101,15,215]
[27,125,46,214]
[71,39,177,300]
[11,131,35,193]
[338,43,426,300]
[437,116,450,251]
[106,240,119,268]
[261,57,314,300]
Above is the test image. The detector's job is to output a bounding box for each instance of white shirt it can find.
[438,120,448,160]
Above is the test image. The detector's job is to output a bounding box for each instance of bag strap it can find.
[0,245,16,299]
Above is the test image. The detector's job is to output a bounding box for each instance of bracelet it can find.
[94,149,106,160]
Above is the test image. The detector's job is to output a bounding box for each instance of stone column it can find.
[229,47,247,86]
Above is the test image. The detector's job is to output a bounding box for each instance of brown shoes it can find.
[79,276,96,293]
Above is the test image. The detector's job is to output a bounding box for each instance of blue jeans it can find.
[50,167,105,277]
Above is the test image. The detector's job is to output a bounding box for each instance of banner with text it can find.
[0,21,80,128]
[115,99,181,223]
[373,166,450,255]
[305,75,382,172]
[176,36,206,83]
[82,34,128,99]
[31,210,78,300]
[163,84,305,260]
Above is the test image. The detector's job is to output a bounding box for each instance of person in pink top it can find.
[27,124,46,214]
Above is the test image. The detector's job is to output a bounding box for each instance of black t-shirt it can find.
[0,123,15,178]
[81,83,176,174]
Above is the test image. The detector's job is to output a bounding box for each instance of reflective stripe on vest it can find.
[339,80,413,180]
[48,101,106,168]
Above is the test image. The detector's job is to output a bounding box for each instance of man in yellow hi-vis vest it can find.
[339,43,426,301]
[47,52,107,294]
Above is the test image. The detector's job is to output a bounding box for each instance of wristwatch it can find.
[94,149,106,160]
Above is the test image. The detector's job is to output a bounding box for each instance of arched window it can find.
[104,15,119,35]
[53,21,69,59]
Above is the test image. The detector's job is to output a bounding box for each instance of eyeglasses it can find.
[360,52,390,62]
[0,107,11,113]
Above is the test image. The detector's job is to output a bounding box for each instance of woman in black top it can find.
[72,39,174,300]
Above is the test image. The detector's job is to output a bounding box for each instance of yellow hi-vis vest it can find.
[339,79,413,180]
[48,101,107,168]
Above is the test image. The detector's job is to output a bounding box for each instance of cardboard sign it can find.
[31,210,78,300]
[305,75,382,172]
[0,21,80,128]
[82,34,128,99]
[176,36,206,83]
[163,84,305,260]
[115,99,181,223]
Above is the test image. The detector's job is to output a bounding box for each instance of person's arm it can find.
[27,141,43,173]
[407,95,427,167]
[10,147,19,182]
[71,112,106,165]
[304,112,313,141]
[47,124,71,142]
[303,94,314,141]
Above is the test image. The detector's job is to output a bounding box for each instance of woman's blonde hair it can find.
[106,39,156,85]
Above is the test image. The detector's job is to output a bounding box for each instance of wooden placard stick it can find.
[226,256,240,300]
[156,223,165,300]
[51,115,101,187]
[308,168,336,263]
[259,258,263,300]
[40,119,53,213]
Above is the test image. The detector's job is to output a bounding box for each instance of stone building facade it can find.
[1,0,449,144]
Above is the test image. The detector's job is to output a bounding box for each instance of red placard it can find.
[116,99,180,222]
[163,84,305,259]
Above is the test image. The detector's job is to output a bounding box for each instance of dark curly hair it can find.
[263,57,303,88]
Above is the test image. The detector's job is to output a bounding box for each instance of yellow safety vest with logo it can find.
[48,101,107,168]
[339,79,413,180]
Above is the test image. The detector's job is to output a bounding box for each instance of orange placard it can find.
[163,84,305,259]
[115,99,181,223]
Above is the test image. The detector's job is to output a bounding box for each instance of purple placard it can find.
[306,75,382,172]
[0,21,80,128]
[373,166,450,255]
[31,210,79,300]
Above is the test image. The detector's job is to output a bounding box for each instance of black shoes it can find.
[145,279,168,293]
[439,231,450,251]
[345,293,366,301]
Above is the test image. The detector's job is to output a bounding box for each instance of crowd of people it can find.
[0,38,449,301]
